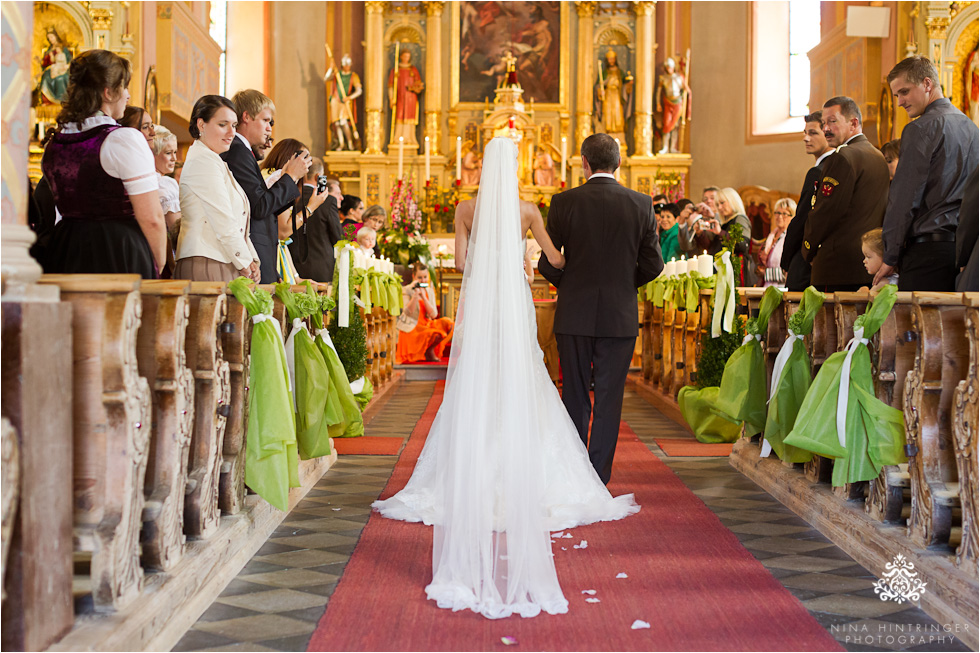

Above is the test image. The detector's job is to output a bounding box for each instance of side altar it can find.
[323,1,692,241]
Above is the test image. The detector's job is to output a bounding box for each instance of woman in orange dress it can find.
[396,262,453,363]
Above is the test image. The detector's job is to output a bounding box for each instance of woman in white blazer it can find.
[175,95,260,282]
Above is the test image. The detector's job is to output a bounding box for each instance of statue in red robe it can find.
[388,49,424,148]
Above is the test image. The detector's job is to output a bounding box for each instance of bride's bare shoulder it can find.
[454,198,476,227]
[518,199,541,230]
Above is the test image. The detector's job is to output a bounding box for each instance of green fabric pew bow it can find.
[713,286,784,437]
[761,286,825,463]
[385,273,403,316]
[711,251,736,337]
[276,283,333,460]
[229,277,300,512]
[306,283,365,439]
[783,285,906,486]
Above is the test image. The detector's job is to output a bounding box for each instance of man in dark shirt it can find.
[876,56,980,291]
[782,110,833,291]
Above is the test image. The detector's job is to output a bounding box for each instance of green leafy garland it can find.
[328,243,369,382]
[695,223,747,389]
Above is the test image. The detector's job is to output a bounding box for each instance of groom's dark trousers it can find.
[539,175,663,484]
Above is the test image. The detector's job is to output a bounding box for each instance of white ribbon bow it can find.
[711,251,736,338]
[336,244,356,328]
[284,317,309,411]
[315,327,339,354]
[350,376,366,395]
[743,333,762,345]
[760,328,804,458]
[836,326,868,449]
[253,313,292,392]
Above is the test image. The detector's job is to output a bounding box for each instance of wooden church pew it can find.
[953,293,978,576]
[183,283,231,541]
[905,292,969,550]
[659,303,675,391]
[136,280,195,572]
[219,288,251,515]
[37,274,151,611]
[669,305,687,397]
[865,292,915,524]
[804,293,837,485]
[641,300,654,381]
[649,303,664,384]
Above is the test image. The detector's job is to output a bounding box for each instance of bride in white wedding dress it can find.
[372,137,639,620]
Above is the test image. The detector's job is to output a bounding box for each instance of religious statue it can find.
[532,146,556,187]
[324,48,363,151]
[656,56,692,154]
[965,47,979,127]
[460,145,483,186]
[593,49,634,144]
[34,27,72,107]
[388,48,424,148]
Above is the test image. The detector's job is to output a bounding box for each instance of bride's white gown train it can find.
[373,138,639,620]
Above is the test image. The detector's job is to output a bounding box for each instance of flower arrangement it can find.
[419,181,461,233]
[379,179,433,266]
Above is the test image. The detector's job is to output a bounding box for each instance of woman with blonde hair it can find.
[696,186,755,284]
[759,198,796,287]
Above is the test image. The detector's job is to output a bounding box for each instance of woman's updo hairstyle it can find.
[56,49,132,128]
[188,95,237,140]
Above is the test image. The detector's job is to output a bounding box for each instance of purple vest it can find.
[42,124,136,221]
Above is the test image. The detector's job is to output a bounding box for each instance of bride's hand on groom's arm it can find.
[548,251,566,270]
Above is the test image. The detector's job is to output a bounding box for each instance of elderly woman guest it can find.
[41,49,165,277]
[152,125,181,237]
[361,205,387,254]
[759,198,796,287]
[120,105,156,146]
[176,95,260,282]
[396,262,454,363]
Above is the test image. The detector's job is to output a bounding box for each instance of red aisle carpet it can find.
[654,438,735,457]
[308,382,841,652]
[332,437,404,455]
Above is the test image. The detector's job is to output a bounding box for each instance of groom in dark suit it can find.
[221,89,311,283]
[538,134,663,484]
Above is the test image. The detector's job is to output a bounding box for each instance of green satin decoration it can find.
[678,385,743,443]
[353,376,374,410]
[713,286,784,437]
[229,277,299,512]
[305,284,344,429]
[783,285,906,486]
[649,277,667,307]
[763,287,826,463]
[352,268,372,311]
[685,272,715,312]
[275,284,333,460]
[385,274,402,315]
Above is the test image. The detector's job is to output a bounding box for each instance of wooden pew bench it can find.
[137,280,195,572]
[905,292,969,550]
[953,293,978,575]
[37,274,151,611]
[219,288,251,515]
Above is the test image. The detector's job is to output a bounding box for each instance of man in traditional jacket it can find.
[801,96,890,292]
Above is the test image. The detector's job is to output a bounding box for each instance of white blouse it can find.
[157,174,180,214]
[60,114,158,196]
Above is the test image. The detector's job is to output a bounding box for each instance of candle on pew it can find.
[560,136,567,184]
[697,251,714,277]
[456,136,462,182]
[664,259,677,277]
[424,137,431,183]
[686,256,699,274]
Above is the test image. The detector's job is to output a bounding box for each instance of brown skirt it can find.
[174,256,239,282]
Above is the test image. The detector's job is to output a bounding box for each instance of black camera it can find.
[653,202,667,213]
[316,174,328,194]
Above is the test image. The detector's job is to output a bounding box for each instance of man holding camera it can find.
[222,89,312,283]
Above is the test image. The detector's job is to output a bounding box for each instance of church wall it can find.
[688,1,811,198]
[267,2,328,158]
[225,0,268,97]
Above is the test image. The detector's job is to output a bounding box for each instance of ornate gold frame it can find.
[449,1,569,111]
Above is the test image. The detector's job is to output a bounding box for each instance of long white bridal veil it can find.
[424,137,569,618]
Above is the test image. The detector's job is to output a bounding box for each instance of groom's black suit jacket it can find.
[221,136,300,283]
[538,176,663,338]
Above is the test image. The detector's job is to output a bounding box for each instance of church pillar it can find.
[1,4,74,651]
[363,0,387,154]
[575,1,597,152]
[633,1,656,157]
[423,1,444,156]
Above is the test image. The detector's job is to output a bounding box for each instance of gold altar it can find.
[325,1,693,237]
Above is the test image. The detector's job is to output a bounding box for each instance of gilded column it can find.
[633,1,656,157]
[575,1,597,151]
[363,1,387,154]
[424,1,445,155]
